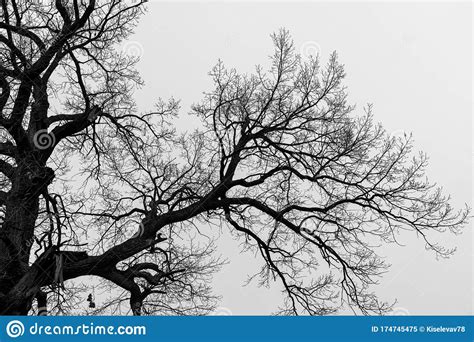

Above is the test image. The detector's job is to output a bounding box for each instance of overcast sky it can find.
[126,1,472,315]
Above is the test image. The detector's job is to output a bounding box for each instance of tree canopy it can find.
[0,0,469,315]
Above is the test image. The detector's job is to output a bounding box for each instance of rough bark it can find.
[0,158,54,314]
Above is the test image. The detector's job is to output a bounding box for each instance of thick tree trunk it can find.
[0,159,54,315]
[0,199,38,314]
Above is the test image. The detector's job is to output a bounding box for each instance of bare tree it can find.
[0,1,469,316]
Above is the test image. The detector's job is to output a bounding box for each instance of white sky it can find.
[128,1,472,314]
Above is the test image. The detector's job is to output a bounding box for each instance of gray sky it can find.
[128,1,472,315]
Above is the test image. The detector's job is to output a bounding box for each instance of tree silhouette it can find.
[0,1,469,315]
